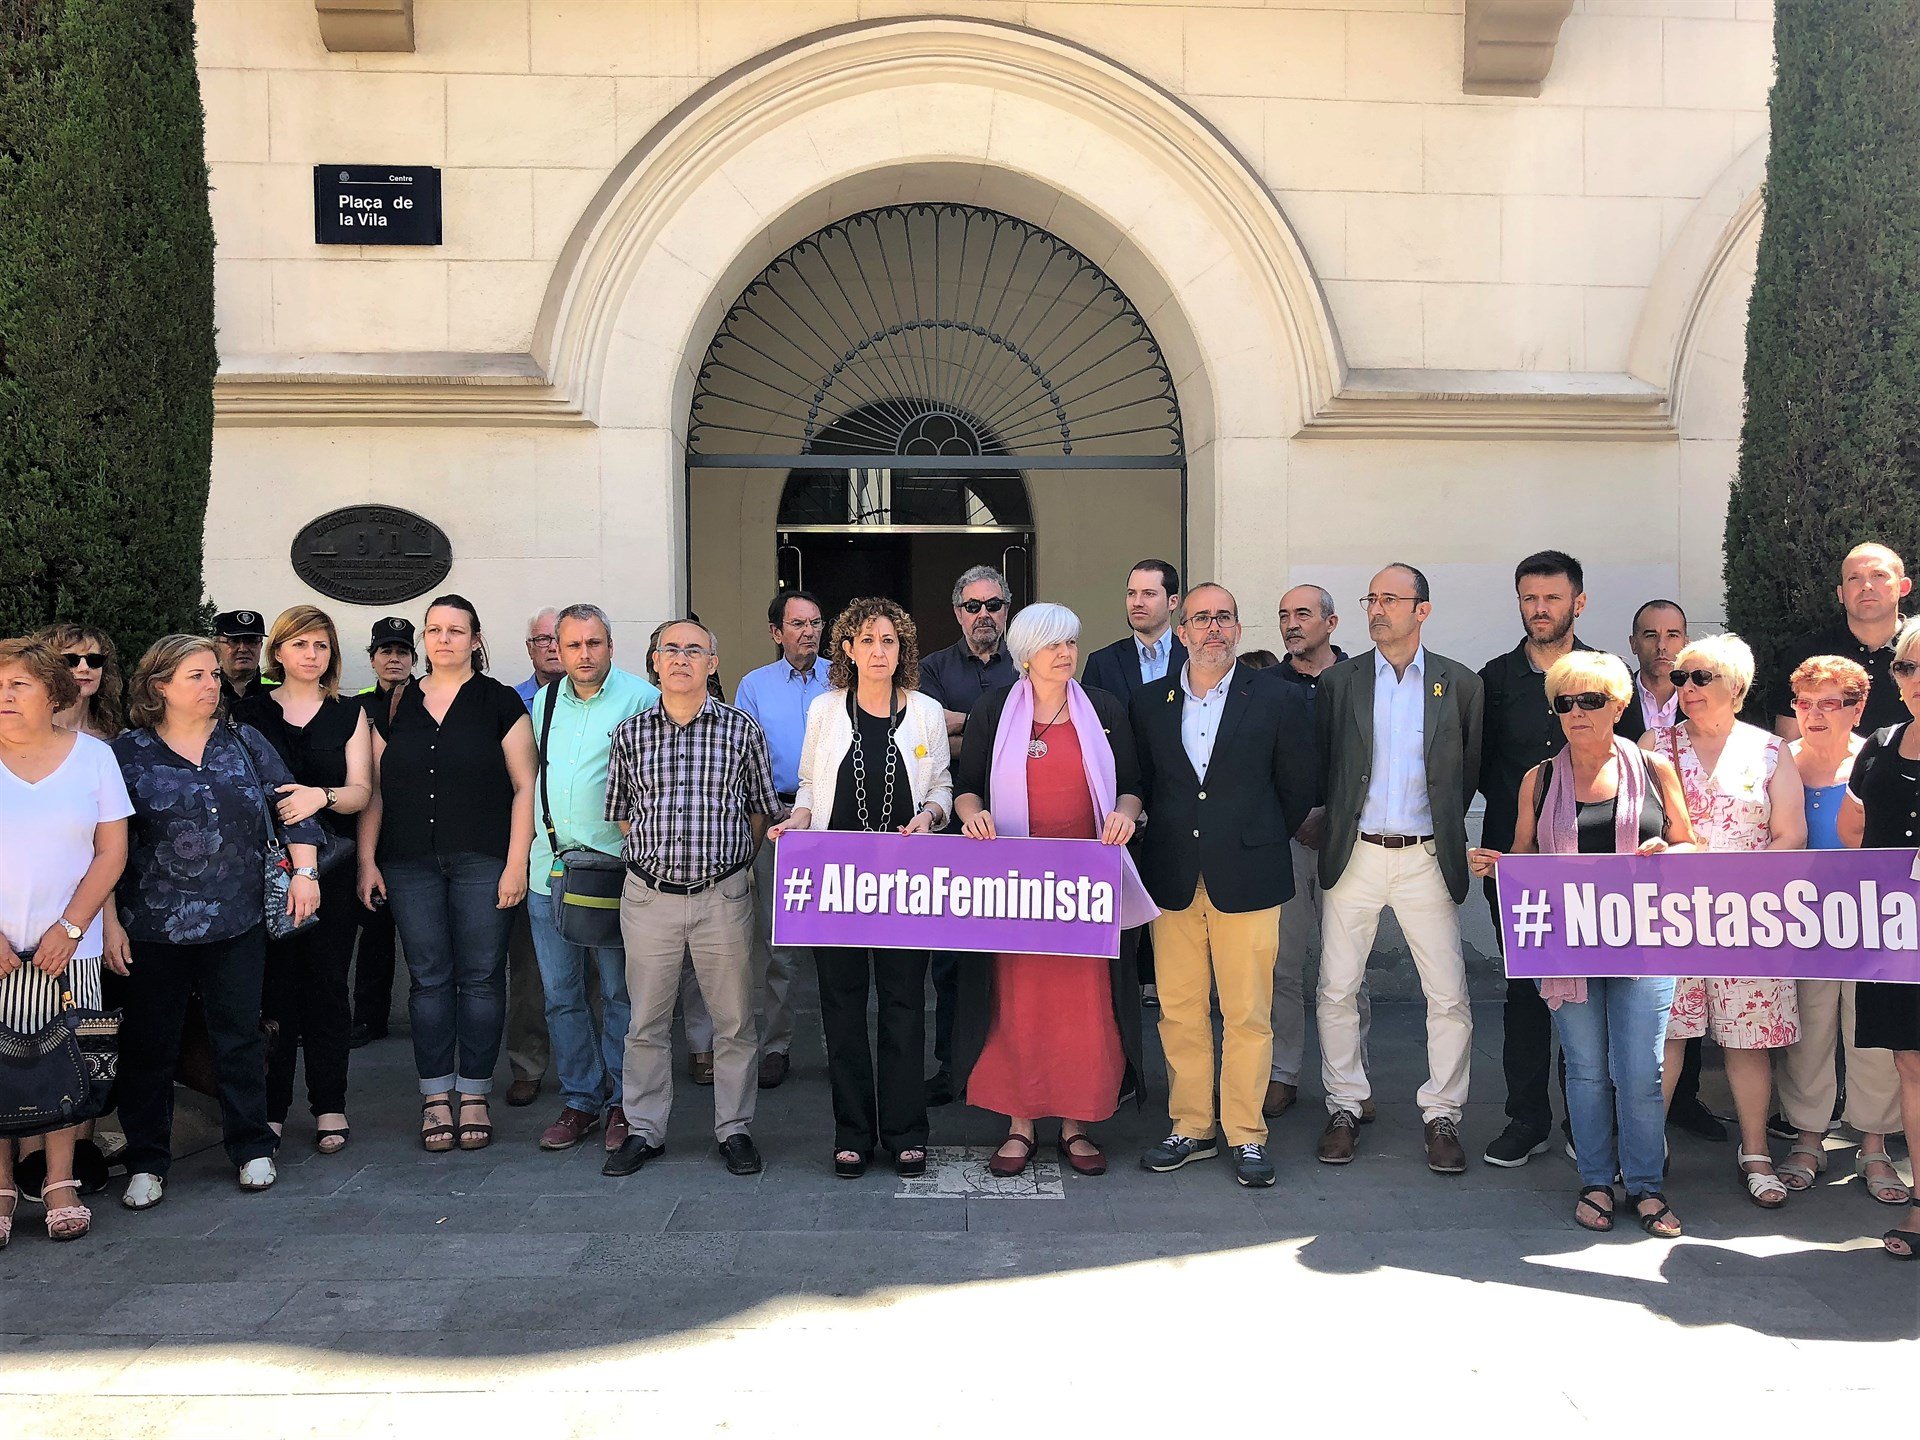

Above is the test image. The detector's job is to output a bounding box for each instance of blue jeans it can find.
[1547,976,1675,1194]
[384,851,513,1095]
[527,893,631,1113]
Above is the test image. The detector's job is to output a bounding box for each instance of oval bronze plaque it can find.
[290,506,453,606]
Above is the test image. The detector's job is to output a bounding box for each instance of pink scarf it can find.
[989,677,1159,930]
[1532,737,1651,1009]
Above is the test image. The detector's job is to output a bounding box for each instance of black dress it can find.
[1849,722,1920,1051]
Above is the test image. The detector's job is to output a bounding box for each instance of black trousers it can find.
[264,866,357,1122]
[816,946,929,1154]
[119,925,277,1178]
[1487,884,1565,1135]
[351,897,398,1032]
[930,950,960,1069]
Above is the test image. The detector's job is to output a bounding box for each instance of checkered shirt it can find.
[604,696,779,885]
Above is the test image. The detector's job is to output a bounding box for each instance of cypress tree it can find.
[1725,0,1920,700]
[0,0,216,652]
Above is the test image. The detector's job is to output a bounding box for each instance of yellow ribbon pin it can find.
[1432,682,1444,698]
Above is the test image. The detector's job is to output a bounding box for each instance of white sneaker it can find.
[122,1173,165,1210]
[237,1158,277,1191]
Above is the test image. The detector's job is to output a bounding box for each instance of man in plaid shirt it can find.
[601,619,781,1179]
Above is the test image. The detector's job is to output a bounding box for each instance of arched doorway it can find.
[686,203,1185,661]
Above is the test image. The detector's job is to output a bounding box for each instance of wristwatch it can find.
[323,787,338,808]
[292,866,320,881]
[56,918,83,941]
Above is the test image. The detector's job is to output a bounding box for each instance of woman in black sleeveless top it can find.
[1471,652,1695,1237]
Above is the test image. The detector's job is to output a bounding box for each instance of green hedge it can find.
[1726,0,1920,695]
[0,0,216,654]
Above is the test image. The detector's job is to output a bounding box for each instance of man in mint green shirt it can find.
[526,603,659,1153]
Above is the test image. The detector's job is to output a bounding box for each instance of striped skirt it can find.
[0,955,104,1034]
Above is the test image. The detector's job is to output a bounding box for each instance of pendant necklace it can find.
[1028,697,1070,759]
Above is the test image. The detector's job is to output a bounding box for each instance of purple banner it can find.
[770,831,1124,958]
[1495,848,1920,982]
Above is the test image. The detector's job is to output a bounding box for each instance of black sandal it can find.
[893,1147,927,1178]
[457,1096,493,1151]
[420,1098,455,1153]
[833,1149,870,1180]
[1573,1185,1615,1233]
[1630,1190,1682,1238]
[315,1127,350,1155]
[1884,1199,1920,1261]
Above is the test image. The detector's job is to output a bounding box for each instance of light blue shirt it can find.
[1360,647,1434,835]
[527,666,659,894]
[1179,662,1235,782]
[1137,631,1172,685]
[732,655,829,796]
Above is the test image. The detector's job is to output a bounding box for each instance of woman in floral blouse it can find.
[1640,632,1806,1210]
[110,636,323,1211]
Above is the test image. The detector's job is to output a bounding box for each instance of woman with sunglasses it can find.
[1839,616,1920,1258]
[1641,633,1806,1209]
[35,623,125,741]
[1470,652,1696,1235]
[1778,657,1906,1205]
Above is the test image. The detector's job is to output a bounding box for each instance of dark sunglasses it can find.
[959,597,1007,615]
[62,653,105,670]
[1673,669,1719,688]
[1552,692,1611,714]
[1893,660,1920,680]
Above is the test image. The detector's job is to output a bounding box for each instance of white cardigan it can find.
[793,688,954,829]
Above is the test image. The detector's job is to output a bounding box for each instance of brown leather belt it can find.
[1360,832,1432,850]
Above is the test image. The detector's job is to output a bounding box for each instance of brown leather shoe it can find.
[1262,1081,1297,1118]
[1359,1097,1377,1124]
[505,1076,540,1108]
[1424,1117,1467,1174]
[603,1105,630,1153]
[1317,1109,1359,1164]
[688,1052,715,1086]
[757,1051,790,1089]
[538,1106,599,1151]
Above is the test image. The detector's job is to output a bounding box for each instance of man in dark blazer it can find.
[1312,563,1482,1176]
[1082,558,1187,701]
[1130,582,1319,1188]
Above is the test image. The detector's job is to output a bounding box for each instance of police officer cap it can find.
[213,610,265,639]
[368,616,416,652]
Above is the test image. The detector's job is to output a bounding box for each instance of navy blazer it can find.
[1082,632,1187,703]
[1129,666,1320,914]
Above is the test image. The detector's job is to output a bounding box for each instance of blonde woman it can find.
[233,606,372,1154]
[1641,632,1806,1209]
[767,598,952,1178]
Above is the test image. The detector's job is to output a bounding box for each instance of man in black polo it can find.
[1773,542,1911,739]
[214,610,266,707]
[350,617,416,1047]
[917,564,1016,1105]
[1477,551,1593,1167]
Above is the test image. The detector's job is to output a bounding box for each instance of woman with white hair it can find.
[949,603,1159,1177]
[1640,632,1807,1209]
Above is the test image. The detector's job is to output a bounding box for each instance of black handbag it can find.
[537,680,627,948]
[0,968,121,1138]
[228,721,319,941]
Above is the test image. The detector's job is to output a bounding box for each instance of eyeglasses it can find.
[1673,669,1719,688]
[62,653,105,670]
[1359,594,1416,611]
[1552,692,1611,714]
[1792,694,1861,713]
[656,644,713,659]
[1893,660,1920,679]
[959,598,1007,615]
[527,634,558,648]
[1182,612,1238,633]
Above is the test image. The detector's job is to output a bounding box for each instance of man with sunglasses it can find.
[1476,551,1596,1168]
[1772,543,1912,739]
[1314,564,1482,1175]
[213,610,267,707]
[918,565,1017,1105]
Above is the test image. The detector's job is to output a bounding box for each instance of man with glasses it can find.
[918,565,1017,1105]
[213,610,267,706]
[1313,564,1481,1175]
[515,607,565,709]
[1476,551,1595,1167]
[603,619,780,1179]
[501,608,565,1106]
[1131,584,1319,1188]
[731,590,829,1089]
[1772,543,1912,739]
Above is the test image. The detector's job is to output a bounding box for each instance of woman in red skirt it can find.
[950,603,1159,1176]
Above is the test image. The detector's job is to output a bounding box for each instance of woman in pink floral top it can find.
[1642,632,1807,1209]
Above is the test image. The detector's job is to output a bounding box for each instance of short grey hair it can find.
[1673,631,1755,704]
[1282,585,1336,620]
[952,565,1009,607]
[555,603,612,639]
[1895,615,1920,664]
[526,606,559,637]
[1006,603,1080,669]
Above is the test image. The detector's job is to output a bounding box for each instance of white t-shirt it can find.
[0,732,134,956]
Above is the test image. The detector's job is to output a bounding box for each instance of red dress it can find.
[966,719,1126,1122]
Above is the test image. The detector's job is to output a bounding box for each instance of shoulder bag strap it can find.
[537,677,562,856]
[226,720,289,854]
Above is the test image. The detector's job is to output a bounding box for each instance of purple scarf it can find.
[988,677,1159,931]
[1533,737,1651,1008]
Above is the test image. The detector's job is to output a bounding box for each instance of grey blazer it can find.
[1315,648,1484,903]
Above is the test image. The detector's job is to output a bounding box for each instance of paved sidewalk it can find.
[2,997,1913,1438]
